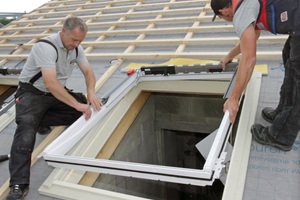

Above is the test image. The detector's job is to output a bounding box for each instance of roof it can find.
[0,0,299,200]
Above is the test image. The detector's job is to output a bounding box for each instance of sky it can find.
[1,0,50,13]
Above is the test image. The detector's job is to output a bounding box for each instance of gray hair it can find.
[63,16,88,34]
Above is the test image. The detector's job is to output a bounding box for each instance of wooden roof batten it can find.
[0,1,284,66]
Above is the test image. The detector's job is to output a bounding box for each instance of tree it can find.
[0,18,16,26]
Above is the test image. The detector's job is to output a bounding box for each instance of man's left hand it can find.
[87,91,102,111]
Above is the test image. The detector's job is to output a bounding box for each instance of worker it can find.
[6,16,102,200]
[211,0,300,152]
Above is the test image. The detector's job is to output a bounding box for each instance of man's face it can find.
[218,7,234,22]
[61,26,86,51]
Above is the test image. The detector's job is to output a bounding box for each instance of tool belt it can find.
[16,82,87,104]
[16,82,52,98]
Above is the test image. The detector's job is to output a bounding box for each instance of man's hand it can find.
[78,62,102,112]
[221,55,233,70]
[76,103,92,120]
[42,67,94,121]
[221,42,241,70]
[87,90,102,111]
[223,97,239,124]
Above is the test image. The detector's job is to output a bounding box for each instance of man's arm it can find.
[78,62,102,111]
[41,67,92,120]
[221,30,261,70]
[223,25,258,123]
[221,42,241,70]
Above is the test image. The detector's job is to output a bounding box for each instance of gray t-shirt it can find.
[19,32,88,92]
[233,0,260,38]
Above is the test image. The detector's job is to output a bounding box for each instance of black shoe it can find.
[37,126,51,135]
[261,107,277,123]
[6,185,29,200]
[251,123,293,151]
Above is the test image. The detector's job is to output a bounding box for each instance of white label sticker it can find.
[281,11,288,22]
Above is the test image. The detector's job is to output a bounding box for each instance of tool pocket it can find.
[65,87,87,104]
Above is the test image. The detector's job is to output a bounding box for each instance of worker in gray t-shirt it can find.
[6,16,103,200]
[211,0,300,152]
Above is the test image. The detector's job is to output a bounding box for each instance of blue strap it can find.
[271,5,277,34]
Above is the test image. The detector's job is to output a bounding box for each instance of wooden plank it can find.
[34,0,209,13]
[0,85,10,95]
[81,36,285,45]
[0,107,15,133]
[44,0,149,7]
[0,25,234,41]
[176,3,209,53]
[86,25,234,35]
[0,35,288,46]
[22,4,208,18]
[0,51,283,60]
[1,15,214,33]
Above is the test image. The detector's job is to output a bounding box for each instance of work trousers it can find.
[9,82,87,186]
[270,36,300,146]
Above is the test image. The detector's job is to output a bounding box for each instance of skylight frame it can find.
[38,70,262,200]
[41,70,235,186]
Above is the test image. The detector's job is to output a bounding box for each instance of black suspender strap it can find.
[29,71,42,84]
[29,39,78,84]
[36,39,58,62]
[29,39,58,84]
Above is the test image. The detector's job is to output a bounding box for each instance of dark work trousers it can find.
[9,82,87,186]
[270,36,300,146]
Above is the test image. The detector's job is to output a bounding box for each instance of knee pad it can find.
[15,132,36,152]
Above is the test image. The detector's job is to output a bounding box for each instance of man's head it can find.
[211,0,233,22]
[61,16,88,51]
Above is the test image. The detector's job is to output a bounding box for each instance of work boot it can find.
[261,107,278,123]
[6,185,29,200]
[251,123,293,151]
[37,126,51,135]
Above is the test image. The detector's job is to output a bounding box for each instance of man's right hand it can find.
[76,103,92,120]
[223,97,239,124]
[221,56,233,70]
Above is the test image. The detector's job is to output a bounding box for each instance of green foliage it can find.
[0,18,16,26]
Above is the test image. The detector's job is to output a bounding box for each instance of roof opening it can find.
[92,92,228,199]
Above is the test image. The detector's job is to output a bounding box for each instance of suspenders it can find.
[29,39,78,84]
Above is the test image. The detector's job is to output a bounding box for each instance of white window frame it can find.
[42,69,261,197]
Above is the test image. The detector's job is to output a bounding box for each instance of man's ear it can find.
[218,8,225,16]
